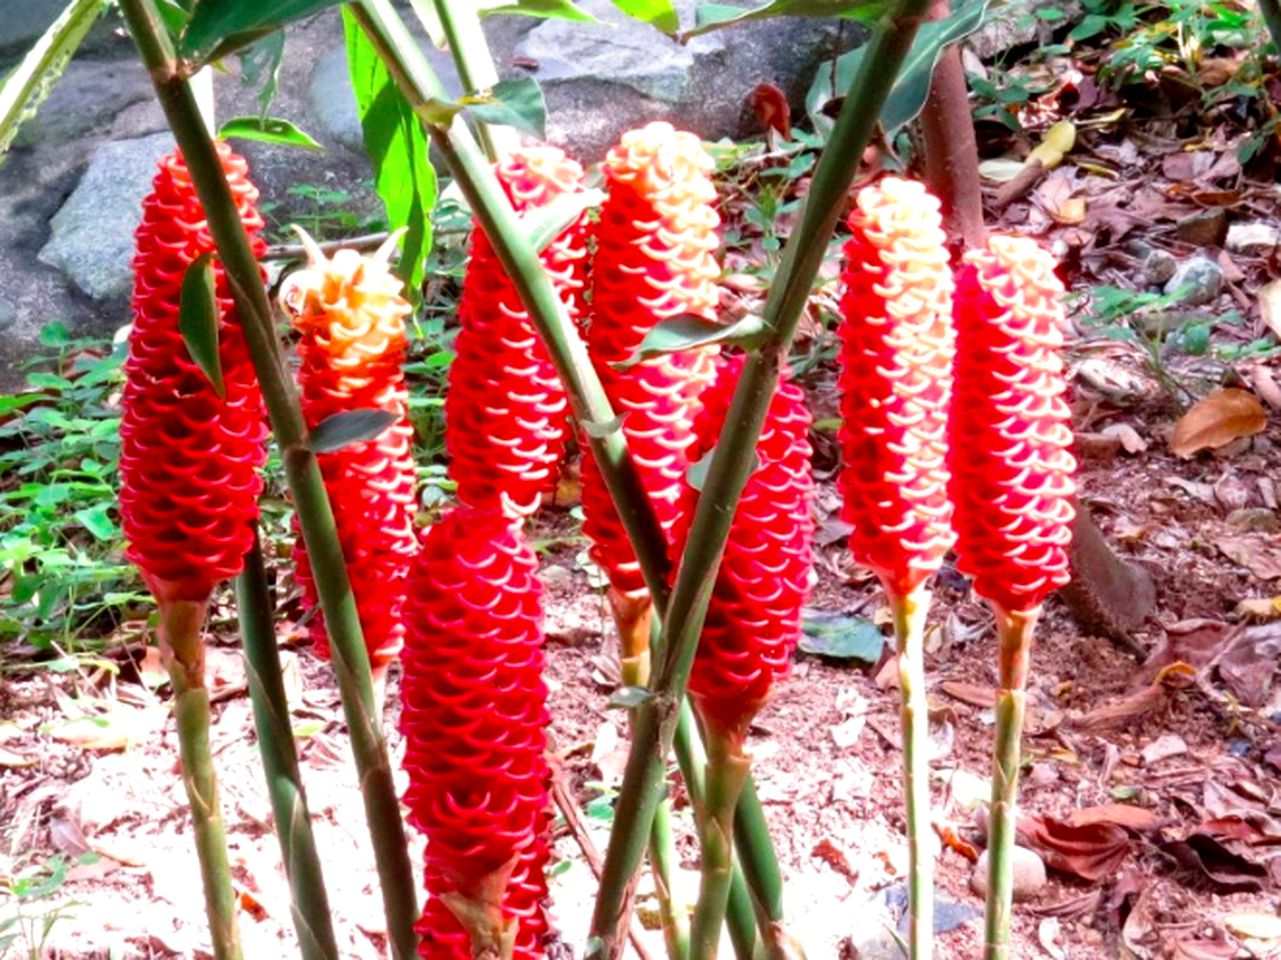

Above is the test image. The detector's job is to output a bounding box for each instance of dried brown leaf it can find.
[1017,815,1133,880]
[1170,388,1268,457]
[1064,803,1166,832]
[1215,534,1281,581]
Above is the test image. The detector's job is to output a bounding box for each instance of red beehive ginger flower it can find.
[281,238,419,670]
[951,235,1076,614]
[581,121,722,602]
[120,144,267,604]
[837,177,956,600]
[401,507,552,959]
[674,355,815,744]
[446,147,589,520]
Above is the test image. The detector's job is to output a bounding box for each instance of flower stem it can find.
[118,4,419,955]
[889,584,934,960]
[588,3,932,953]
[983,604,1039,960]
[427,0,516,160]
[157,595,242,960]
[235,533,340,960]
[689,735,751,960]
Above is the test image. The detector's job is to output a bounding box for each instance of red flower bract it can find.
[446,147,588,520]
[281,243,419,669]
[838,177,956,598]
[581,121,722,599]
[119,144,267,603]
[674,355,815,743]
[400,507,552,960]
[951,235,1076,613]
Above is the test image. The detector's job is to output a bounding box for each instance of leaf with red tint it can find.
[1064,804,1166,833]
[1016,815,1132,880]
[748,82,791,138]
[1162,832,1270,892]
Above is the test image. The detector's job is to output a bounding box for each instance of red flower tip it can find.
[837,177,956,598]
[675,356,815,743]
[281,240,419,668]
[447,147,588,519]
[119,144,267,603]
[951,235,1077,613]
[582,122,723,599]
[401,507,551,959]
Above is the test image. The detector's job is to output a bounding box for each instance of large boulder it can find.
[38,132,173,303]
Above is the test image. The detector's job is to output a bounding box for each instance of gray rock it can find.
[970,1,1082,60]
[1226,221,1281,255]
[307,46,366,154]
[1163,255,1224,307]
[1141,248,1177,286]
[12,59,154,148]
[38,132,173,302]
[970,847,1047,902]
[0,0,64,56]
[845,928,907,960]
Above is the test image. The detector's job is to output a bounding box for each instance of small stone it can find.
[1226,222,1280,255]
[540,564,574,589]
[1176,207,1228,247]
[1164,256,1224,307]
[37,132,173,302]
[1140,733,1187,765]
[970,847,1047,902]
[1140,249,1177,286]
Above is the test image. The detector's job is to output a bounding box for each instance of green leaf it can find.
[236,29,286,116]
[73,505,117,541]
[608,686,654,709]
[609,0,681,34]
[686,446,759,492]
[463,78,547,139]
[798,611,885,663]
[619,314,767,368]
[689,0,891,36]
[182,0,343,58]
[0,0,106,162]
[218,115,323,151]
[178,253,225,398]
[806,0,990,136]
[343,8,437,295]
[480,0,599,21]
[523,187,604,252]
[310,409,396,453]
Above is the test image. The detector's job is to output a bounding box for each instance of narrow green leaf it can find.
[310,409,396,453]
[608,686,654,709]
[523,188,604,252]
[0,0,106,162]
[182,0,343,58]
[799,610,885,662]
[178,253,225,398]
[342,9,437,295]
[689,0,892,37]
[806,0,990,135]
[236,29,286,116]
[463,78,547,139]
[480,0,599,22]
[609,0,681,34]
[619,314,767,368]
[218,115,323,151]
[687,446,759,492]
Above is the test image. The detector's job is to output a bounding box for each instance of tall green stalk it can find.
[587,3,932,954]
[118,4,419,956]
[158,597,242,960]
[984,606,1038,960]
[889,585,934,960]
[689,737,751,960]
[235,535,340,960]
[426,0,516,160]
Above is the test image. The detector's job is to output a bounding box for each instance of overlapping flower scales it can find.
[837,177,956,598]
[582,121,723,598]
[283,247,419,668]
[400,507,552,960]
[119,144,268,603]
[951,235,1076,613]
[673,355,815,741]
[446,147,589,520]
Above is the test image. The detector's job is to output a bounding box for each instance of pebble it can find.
[1140,248,1177,286]
[970,846,1048,902]
[1163,256,1224,306]
[1226,222,1280,255]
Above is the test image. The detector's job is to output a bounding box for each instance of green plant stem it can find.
[235,535,340,960]
[1261,0,1281,57]
[428,0,516,160]
[118,4,419,956]
[689,735,751,960]
[889,584,934,960]
[158,596,242,960]
[730,777,780,958]
[983,605,1039,960]
[587,3,931,955]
